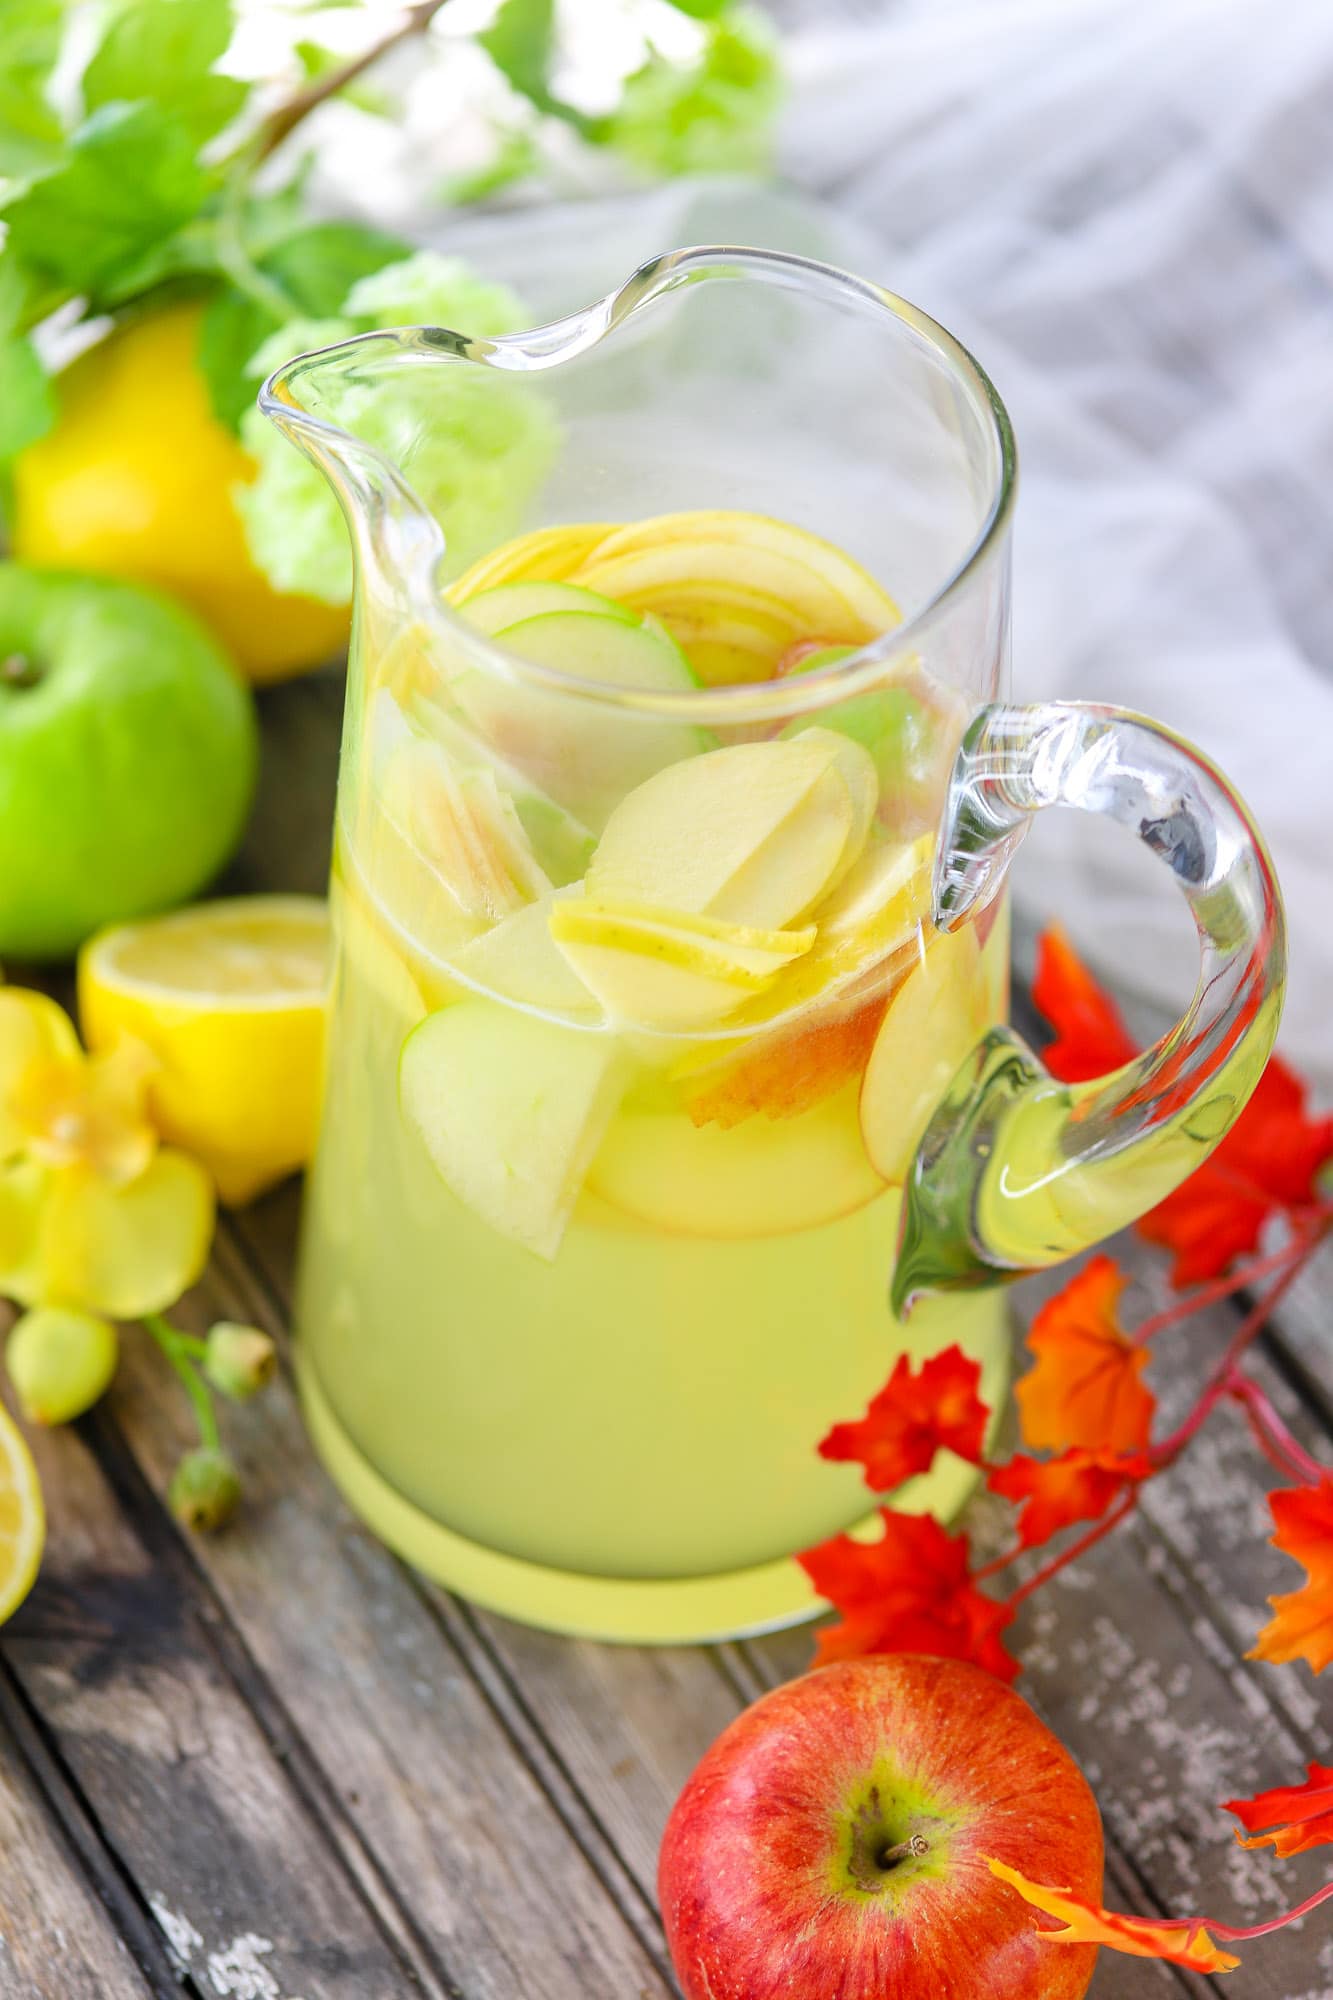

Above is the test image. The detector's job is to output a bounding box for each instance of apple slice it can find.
[446,522,615,603]
[401,1000,624,1259]
[459,579,639,637]
[571,511,900,683]
[780,645,969,838]
[548,897,814,1030]
[406,692,596,886]
[377,734,551,923]
[859,920,991,1183]
[450,609,708,828]
[586,733,876,932]
[448,897,601,1018]
[586,1079,884,1237]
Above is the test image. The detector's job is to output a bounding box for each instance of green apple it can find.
[549,896,815,1030]
[399,999,624,1259]
[449,608,709,827]
[0,564,257,958]
[586,732,876,931]
[458,579,639,637]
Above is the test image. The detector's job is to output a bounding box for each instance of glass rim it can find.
[261,244,1018,724]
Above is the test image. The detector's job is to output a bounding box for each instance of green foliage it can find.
[0,0,782,584]
[603,11,781,179]
[234,250,559,605]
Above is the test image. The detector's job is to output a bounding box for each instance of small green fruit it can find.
[0,563,258,959]
[203,1322,277,1401]
[169,1446,241,1531]
[6,1306,118,1424]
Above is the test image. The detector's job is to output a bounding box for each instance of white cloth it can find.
[341,0,1333,1084]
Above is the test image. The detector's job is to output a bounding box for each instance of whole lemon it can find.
[12,303,349,685]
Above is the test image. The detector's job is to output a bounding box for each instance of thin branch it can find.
[1130,1231,1319,1348]
[1005,1490,1139,1610]
[1229,1374,1327,1486]
[255,0,453,162]
[143,1314,219,1453]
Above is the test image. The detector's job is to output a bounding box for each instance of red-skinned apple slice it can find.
[659,1654,1103,2000]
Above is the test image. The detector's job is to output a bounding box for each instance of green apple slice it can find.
[587,1079,884,1237]
[548,896,815,1030]
[449,609,709,828]
[459,579,639,637]
[780,647,968,837]
[586,733,877,932]
[400,1001,624,1260]
[449,897,601,1018]
[859,921,990,1183]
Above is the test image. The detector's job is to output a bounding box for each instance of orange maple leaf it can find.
[1225,1761,1333,1860]
[1014,1257,1155,1455]
[798,1508,1018,1682]
[1138,1054,1333,1286]
[1033,928,1333,1287]
[818,1345,989,1493]
[1250,1475,1333,1674]
[987,1447,1151,1549]
[1031,926,1139,1083]
[986,1859,1241,1975]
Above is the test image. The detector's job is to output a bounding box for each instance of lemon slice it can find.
[78,896,330,1208]
[0,1403,44,1625]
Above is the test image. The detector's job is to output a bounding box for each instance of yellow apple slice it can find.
[459,579,639,637]
[449,898,601,1018]
[378,736,551,923]
[586,734,876,932]
[571,511,900,681]
[446,523,616,604]
[587,1079,885,1237]
[400,1001,624,1260]
[548,897,815,1030]
[859,921,991,1183]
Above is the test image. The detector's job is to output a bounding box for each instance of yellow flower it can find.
[0,990,213,1317]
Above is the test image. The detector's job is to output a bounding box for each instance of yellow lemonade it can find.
[295,513,1017,1642]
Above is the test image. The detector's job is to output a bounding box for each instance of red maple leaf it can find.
[818,1345,989,1493]
[798,1508,1018,1681]
[1032,926,1333,1287]
[1031,926,1139,1083]
[1014,1257,1155,1455]
[1138,1054,1333,1286]
[988,1447,1151,1549]
[1225,1762,1333,1859]
[1250,1474,1333,1674]
[987,1860,1240,1975]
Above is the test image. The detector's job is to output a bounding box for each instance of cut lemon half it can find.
[78,896,330,1207]
[0,1402,44,1625]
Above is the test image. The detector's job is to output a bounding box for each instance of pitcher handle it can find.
[891,701,1286,1312]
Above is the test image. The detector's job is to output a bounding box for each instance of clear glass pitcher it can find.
[263,247,1283,1644]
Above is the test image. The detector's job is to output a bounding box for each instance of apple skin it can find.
[659,1655,1102,2000]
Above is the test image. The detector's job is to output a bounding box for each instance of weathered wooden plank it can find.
[0,1366,447,2000]
[0,1698,161,2000]
[100,1231,676,2000]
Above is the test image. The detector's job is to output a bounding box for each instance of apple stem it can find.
[879,1835,930,1865]
[0,653,40,690]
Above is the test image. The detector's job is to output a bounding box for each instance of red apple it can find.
[659,1654,1103,2000]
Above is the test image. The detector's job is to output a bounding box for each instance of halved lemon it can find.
[78,896,330,1207]
[0,1402,44,1625]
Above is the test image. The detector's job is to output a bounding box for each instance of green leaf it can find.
[440,128,539,206]
[4,102,210,293]
[83,0,247,145]
[478,0,558,114]
[0,0,64,179]
[658,0,732,15]
[601,11,780,178]
[198,218,408,429]
[0,330,53,458]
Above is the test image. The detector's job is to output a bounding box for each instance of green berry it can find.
[6,1307,118,1425]
[169,1447,241,1532]
[203,1322,277,1401]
